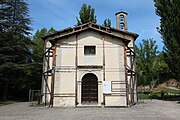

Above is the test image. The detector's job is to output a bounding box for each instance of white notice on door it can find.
[103,81,111,94]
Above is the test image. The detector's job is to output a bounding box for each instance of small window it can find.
[120,23,124,30]
[120,15,124,22]
[84,46,96,55]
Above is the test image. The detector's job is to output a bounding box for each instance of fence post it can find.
[29,89,31,102]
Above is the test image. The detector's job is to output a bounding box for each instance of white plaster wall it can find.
[59,72,75,93]
[42,41,53,103]
[54,97,75,107]
[78,31,103,66]
[104,35,125,80]
[126,37,137,105]
[105,96,127,106]
[48,29,136,107]
[53,38,76,106]
[104,35,127,106]
[76,31,128,106]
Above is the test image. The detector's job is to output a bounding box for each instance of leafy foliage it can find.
[102,18,111,27]
[32,28,47,63]
[0,0,33,99]
[31,28,56,90]
[136,39,169,87]
[154,0,180,80]
[32,27,56,62]
[76,3,97,26]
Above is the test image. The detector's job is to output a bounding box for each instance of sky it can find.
[27,0,163,50]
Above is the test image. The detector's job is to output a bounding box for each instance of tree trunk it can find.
[2,83,9,100]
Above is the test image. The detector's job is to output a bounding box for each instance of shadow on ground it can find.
[161,96,180,101]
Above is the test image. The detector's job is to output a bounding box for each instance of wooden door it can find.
[82,73,98,103]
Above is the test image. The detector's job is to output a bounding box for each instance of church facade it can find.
[42,12,139,107]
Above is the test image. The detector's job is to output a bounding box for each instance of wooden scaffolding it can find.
[126,46,137,106]
[42,43,56,107]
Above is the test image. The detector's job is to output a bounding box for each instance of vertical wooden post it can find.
[29,89,31,102]
[130,48,133,105]
[75,34,78,106]
[124,45,129,106]
[50,44,56,107]
[102,34,105,105]
[45,47,50,105]
[41,41,46,104]
[134,49,138,103]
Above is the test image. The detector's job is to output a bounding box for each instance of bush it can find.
[34,92,43,104]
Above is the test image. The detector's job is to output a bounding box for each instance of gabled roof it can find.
[42,22,139,44]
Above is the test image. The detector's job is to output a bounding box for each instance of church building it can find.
[42,11,139,107]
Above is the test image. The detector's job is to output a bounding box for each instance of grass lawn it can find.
[0,100,16,106]
[138,87,180,100]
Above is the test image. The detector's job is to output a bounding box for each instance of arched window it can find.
[120,23,125,30]
[120,15,124,22]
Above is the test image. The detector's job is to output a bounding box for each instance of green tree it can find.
[32,27,56,62]
[136,39,159,87]
[154,0,180,80]
[48,27,57,35]
[0,0,32,99]
[30,28,56,90]
[76,3,97,26]
[32,28,47,62]
[153,53,169,84]
[102,18,111,27]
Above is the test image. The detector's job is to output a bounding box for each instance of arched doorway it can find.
[82,73,98,103]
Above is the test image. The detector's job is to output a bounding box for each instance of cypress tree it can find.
[154,0,180,80]
[103,18,111,27]
[76,3,97,26]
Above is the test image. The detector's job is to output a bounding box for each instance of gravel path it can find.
[0,100,179,120]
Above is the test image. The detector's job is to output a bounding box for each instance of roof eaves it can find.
[115,11,128,15]
[110,27,139,40]
[49,25,130,45]
[43,22,138,43]
[42,22,93,40]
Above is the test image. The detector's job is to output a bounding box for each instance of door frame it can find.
[81,73,98,103]
[77,71,102,106]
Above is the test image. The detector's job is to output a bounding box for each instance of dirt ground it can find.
[0,100,179,120]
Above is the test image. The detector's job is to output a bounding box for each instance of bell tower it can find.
[115,11,128,31]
